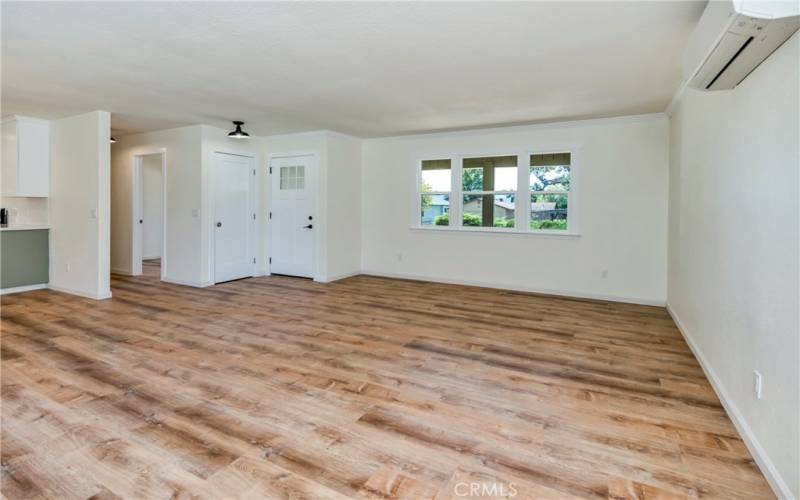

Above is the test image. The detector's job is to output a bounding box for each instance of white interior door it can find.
[213,152,255,283]
[270,155,316,278]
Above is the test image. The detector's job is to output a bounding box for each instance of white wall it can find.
[49,110,111,299]
[260,130,363,282]
[200,125,265,283]
[111,126,202,283]
[261,131,328,279]
[668,33,799,499]
[110,145,134,274]
[141,154,163,259]
[325,132,362,280]
[112,126,263,285]
[361,115,669,304]
[113,126,346,285]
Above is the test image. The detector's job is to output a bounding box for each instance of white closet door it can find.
[213,152,255,283]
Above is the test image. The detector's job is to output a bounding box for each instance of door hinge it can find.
[253,169,256,176]
[269,211,272,219]
[269,167,272,174]
[269,257,272,264]
[253,213,256,220]
[253,257,256,264]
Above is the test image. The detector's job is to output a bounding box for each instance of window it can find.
[530,153,570,231]
[419,159,451,226]
[280,165,305,190]
[461,156,517,228]
[415,150,575,234]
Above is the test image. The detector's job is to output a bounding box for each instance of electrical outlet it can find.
[65,263,70,272]
[753,370,763,399]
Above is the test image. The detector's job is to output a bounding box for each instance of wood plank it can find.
[0,262,774,499]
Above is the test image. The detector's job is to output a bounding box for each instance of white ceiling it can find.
[2,1,705,138]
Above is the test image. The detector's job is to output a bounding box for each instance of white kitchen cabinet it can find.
[2,116,50,197]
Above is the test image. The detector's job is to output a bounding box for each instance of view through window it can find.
[417,152,572,232]
[530,152,570,230]
[462,156,517,228]
[420,159,451,226]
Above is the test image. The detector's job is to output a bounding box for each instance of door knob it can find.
[139,219,143,224]
[303,224,313,229]
[216,222,222,228]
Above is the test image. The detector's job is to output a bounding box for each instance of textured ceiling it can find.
[1,1,705,138]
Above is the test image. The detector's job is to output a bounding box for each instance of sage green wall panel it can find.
[1,230,49,288]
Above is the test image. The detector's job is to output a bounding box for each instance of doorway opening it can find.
[132,152,166,280]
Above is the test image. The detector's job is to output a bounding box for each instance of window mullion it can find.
[415,160,422,227]
[452,156,463,228]
[517,153,528,231]
[566,192,572,232]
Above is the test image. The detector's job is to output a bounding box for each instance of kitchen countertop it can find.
[0,225,50,231]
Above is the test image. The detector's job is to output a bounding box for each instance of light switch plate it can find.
[753,370,763,399]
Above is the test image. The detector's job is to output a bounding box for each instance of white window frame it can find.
[458,153,519,232]
[415,157,453,230]
[526,149,578,235]
[413,147,580,237]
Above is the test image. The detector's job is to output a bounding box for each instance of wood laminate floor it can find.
[1,261,773,499]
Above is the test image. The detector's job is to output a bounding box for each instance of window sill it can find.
[410,226,581,238]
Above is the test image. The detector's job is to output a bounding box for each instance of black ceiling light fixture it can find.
[228,120,250,139]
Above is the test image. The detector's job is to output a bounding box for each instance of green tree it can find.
[421,181,432,211]
[531,166,570,209]
[530,166,570,191]
[462,168,484,191]
[462,213,481,226]
[534,191,568,210]
[530,219,567,230]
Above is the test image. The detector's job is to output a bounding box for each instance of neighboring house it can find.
[530,201,564,221]
[462,197,564,221]
[493,199,517,220]
[421,194,449,224]
[463,195,515,220]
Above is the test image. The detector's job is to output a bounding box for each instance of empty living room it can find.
[1,1,798,499]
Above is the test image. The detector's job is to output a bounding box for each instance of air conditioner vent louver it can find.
[683,0,799,91]
[705,35,754,89]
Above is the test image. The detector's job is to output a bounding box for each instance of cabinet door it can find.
[17,119,49,197]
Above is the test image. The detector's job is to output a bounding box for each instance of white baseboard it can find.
[0,283,48,295]
[361,270,665,307]
[667,303,794,500]
[111,267,133,276]
[318,270,361,283]
[48,284,112,300]
[162,276,213,288]
[142,255,161,261]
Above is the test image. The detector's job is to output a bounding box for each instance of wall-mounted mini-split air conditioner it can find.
[684,0,799,91]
